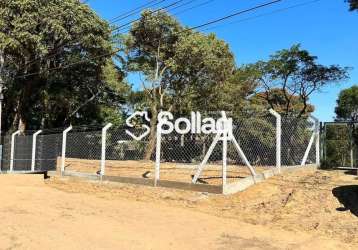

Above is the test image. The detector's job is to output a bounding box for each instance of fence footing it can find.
[53,165,317,195]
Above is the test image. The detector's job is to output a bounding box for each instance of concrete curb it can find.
[223,164,317,195]
[51,164,317,195]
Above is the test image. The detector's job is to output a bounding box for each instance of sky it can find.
[88,0,358,122]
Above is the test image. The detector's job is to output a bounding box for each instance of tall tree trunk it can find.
[144,105,158,161]
[18,117,26,133]
[17,83,32,133]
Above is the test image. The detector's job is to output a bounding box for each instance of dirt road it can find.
[0,169,357,249]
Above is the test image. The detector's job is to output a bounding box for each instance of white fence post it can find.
[193,111,257,184]
[100,123,113,178]
[155,126,161,186]
[10,130,21,172]
[61,126,72,175]
[269,109,281,172]
[31,130,42,172]
[222,124,228,190]
[315,120,320,167]
[301,115,319,166]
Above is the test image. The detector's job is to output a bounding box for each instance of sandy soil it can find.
[64,158,267,185]
[0,168,357,249]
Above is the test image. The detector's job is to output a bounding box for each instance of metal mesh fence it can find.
[35,132,63,171]
[62,126,152,177]
[1,130,63,172]
[64,129,102,174]
[155,113,317,184]
[158,114,277,165]
[323,122,358,168]
[281,116,317,166]
[1,135,12,171]
[13,132,33,171]
[0,112,319,181]
[231,114,276,167]
[106,127,149,161]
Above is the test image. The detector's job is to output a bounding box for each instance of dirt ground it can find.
[0,168,357,249]
[65,158,266,185]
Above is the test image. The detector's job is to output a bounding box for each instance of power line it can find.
[121,0,282,35]
[16,0,284,79]
[23,0,184,69]
[199,0,321,32]
[110,0,200,26]
[165,0,203,13]
[181,0,282,33]
[109,0,167,24]
[112,0,185,33]
[172,0,216,16]
[119,0,217,34]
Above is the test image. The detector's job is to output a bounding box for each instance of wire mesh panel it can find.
[281,116,316,166]
[64,127,102,175]
[156,112,318,185]
[0,130,62,172]
[1,135,12,171]
[62,126,155,179]
[231,114,276,167]
[106,127,149,161]
[100,127,153,180]
[155,113,277,185]
[13,133,33,171]
[323,122,358,168]
[35,132,63,171]
[159,132,224,184]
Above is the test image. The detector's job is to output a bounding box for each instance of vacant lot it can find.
[0,168,357,249]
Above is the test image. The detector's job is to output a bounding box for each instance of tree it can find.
[0,0,128,131]
[165,32,235,114]
[124,10,182,159]
[324,124,352,167]
[124,10,237,159]
[250,88,315,115]
[246,44,349,117]
[346,0,358,11]
[241,45,349,165]
[334,86,358,169]
[335,86,358,121]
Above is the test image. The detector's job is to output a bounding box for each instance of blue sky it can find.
[88,0,357,122]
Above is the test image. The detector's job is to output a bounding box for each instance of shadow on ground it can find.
[191,175,245,184]
[344,170,358,176]
[332,185,358,217]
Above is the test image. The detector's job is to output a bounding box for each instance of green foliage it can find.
[244,44,349,117]
[124,10,241,159]
[324,124,353,168]
[325,86,358,168]
[232,116,276,165]
[0,0,129,130]
[168,32,236,114]
[335,86,358,121]
[124,10,237,115]
[251,88,315,115]
[347,0,358,11]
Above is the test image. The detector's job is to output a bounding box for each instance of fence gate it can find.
[322,122,358,169]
